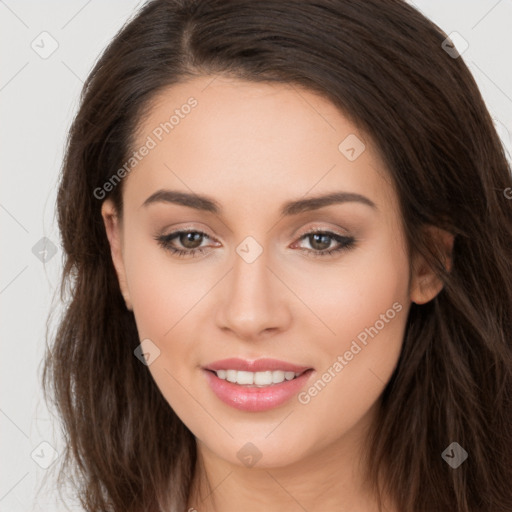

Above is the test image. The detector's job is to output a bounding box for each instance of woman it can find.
[42,0,512,511]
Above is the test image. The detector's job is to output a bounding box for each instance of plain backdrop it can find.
[1,1,511,510]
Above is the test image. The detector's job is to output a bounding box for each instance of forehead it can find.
[124,75,398,221]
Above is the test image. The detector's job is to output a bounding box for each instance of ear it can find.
[101,198,133,311]
[410,226,454,305]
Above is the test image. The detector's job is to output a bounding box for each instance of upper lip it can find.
[204,358,312,373]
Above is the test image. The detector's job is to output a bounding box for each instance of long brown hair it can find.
[42,1,512,510]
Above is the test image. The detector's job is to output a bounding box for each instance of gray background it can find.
[1,1,511,510]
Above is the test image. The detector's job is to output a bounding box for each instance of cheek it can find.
[291,231,410,438]
[122,234,205,416]
[289,228,410,350]
[122,226,208,339]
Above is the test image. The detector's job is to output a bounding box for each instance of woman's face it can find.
[102,75,442,469]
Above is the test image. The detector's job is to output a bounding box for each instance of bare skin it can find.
[101,75,453,512]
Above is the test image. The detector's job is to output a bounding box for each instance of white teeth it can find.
[226,369,237,383]
[214,369,301,386]
[236,371,254,385]
[254,371,272,386]
[272,370,285,383]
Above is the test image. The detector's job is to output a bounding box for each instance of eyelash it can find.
[154,229,356,259]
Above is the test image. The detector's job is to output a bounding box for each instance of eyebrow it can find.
[141,189,377,215]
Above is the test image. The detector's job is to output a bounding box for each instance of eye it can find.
[292,230,356,257]
[154,228,356,258]
[154,230,214,258]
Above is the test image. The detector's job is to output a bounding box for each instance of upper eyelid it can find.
[162,227,350,245]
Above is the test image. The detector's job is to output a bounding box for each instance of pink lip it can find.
[204,358,311,373]
[203,358,314,412]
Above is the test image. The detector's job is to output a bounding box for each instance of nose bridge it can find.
[232,238,269,300]
[215,234,290,338]
[230,236,274,313]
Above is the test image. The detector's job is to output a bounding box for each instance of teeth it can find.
[272,370,285,383]
[214,369,301,386]
[237,371,254,385]
[254,370,271,385]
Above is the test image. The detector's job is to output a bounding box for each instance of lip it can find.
[203,358,314,412]
[204,358,311,373]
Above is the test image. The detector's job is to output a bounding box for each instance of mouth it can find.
[203,358,314,412]
[205,368,308,387]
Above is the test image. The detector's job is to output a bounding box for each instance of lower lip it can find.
[203,369,313,412]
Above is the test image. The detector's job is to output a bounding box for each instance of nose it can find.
[215,244,292,342]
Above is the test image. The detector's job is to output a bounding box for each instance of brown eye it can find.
[308,233,333,251]
[294,230,356,258]
[154,230,213,258]
[178,231,204,249]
